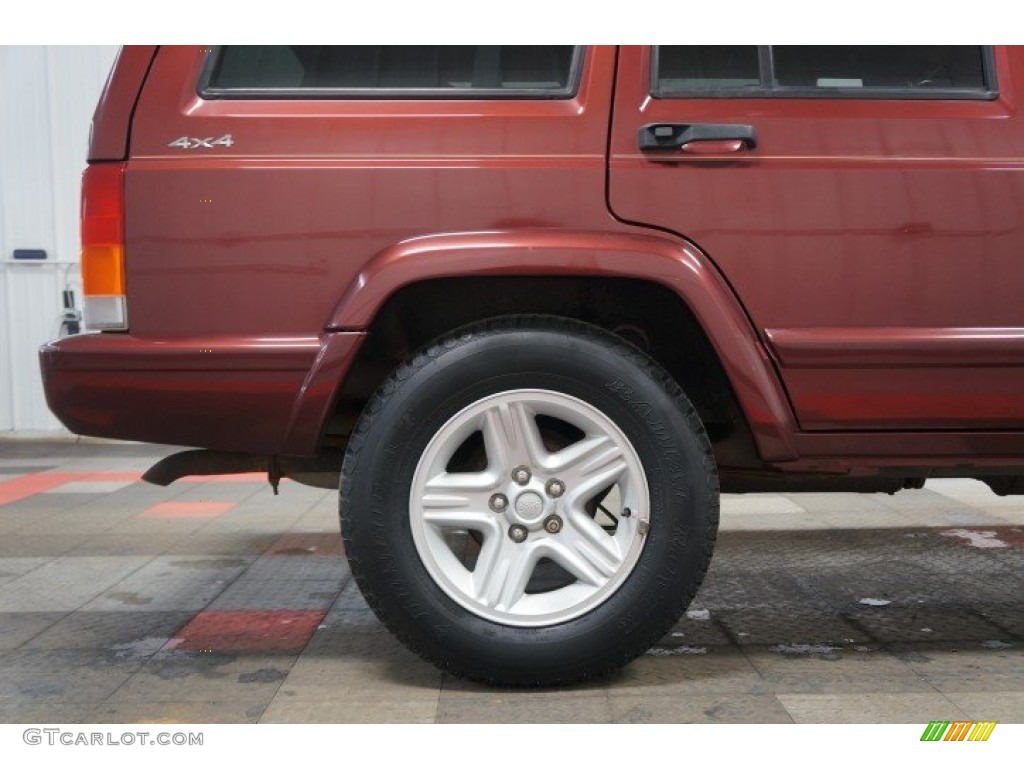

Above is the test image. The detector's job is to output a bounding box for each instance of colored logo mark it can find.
[920,721,997,742]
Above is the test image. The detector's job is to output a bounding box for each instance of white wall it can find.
[0,45,119,432]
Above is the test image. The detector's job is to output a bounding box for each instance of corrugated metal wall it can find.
[0,45,119,432]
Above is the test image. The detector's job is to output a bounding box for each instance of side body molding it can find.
[326,230,799,462]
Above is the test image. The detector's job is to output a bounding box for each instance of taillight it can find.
[81,163,127,330]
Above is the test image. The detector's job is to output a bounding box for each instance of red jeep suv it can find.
[39,46,1024,684]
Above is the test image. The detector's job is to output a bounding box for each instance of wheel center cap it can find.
[514,491,545,523]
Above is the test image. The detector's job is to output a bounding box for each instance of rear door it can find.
[609,45,1024,431]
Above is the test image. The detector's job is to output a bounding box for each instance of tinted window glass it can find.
[653,45,991,98]
[206,46,578,95]
[772,46,987,90]
[656,46,760,91]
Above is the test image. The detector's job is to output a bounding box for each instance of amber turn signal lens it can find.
[81,245,125,296]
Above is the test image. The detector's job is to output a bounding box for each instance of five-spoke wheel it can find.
[340,317,719,685]
[410,390,650,626]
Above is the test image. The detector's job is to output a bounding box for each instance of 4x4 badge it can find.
[167,134,234,150]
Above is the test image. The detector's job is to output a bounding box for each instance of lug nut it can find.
[512,466,531,485]
[489,493,509,512]
[545,478,565,498]
[508,524,529,543]
[543,515,563,534]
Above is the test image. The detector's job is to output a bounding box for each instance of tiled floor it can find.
[0,439,1021,724]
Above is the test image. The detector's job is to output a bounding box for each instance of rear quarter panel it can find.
[124,45,616,337]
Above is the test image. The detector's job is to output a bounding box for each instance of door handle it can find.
[639,123,757,154]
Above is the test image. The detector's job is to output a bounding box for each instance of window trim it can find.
[198,45,586,101]
[650,45,999,101]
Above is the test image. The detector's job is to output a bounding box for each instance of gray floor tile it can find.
[157,533,283,556]
[24,610,194,653]
[91,698,267,724]
[0,696,97,723]
[0,649,144,703]
[777,692,970,724]
[895,645,1024,693]
[108,651,297,703]
[941,691,1024,723]
[0,557,51,585]
[719,514,827,532]
[608,692,793,723]
[436,692,610,724]
[262,694,438,724]
[601,649,767,695]
[207,578,343,612]
[80,556,254,612]
[47,480,136,494]
[0,612,68,650]
[0,556,152,611]
[274,655,442,698]
[0,459,61,470]
[740,646,935,693]
[0,534,87,557]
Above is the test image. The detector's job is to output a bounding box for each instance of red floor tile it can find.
[0,471,146,505]
[0,469,268,508]
[138,501,236,519]
[169,610,326,653]
[0,473,83,506]
[0,466,267,508]
[1001,527,1024,548]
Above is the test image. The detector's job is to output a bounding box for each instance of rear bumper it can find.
[39,331,365,455]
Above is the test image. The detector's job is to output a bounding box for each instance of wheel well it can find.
[324,277,763,470]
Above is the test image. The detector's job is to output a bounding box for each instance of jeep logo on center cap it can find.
[514,491,545,523]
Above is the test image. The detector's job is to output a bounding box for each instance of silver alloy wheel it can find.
[409,389,650,627]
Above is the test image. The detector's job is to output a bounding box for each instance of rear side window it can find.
[202,46,581,99]
[653,45,994,99]
[655,46,761,91]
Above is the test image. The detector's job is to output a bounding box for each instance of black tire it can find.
[340,316,719,686]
